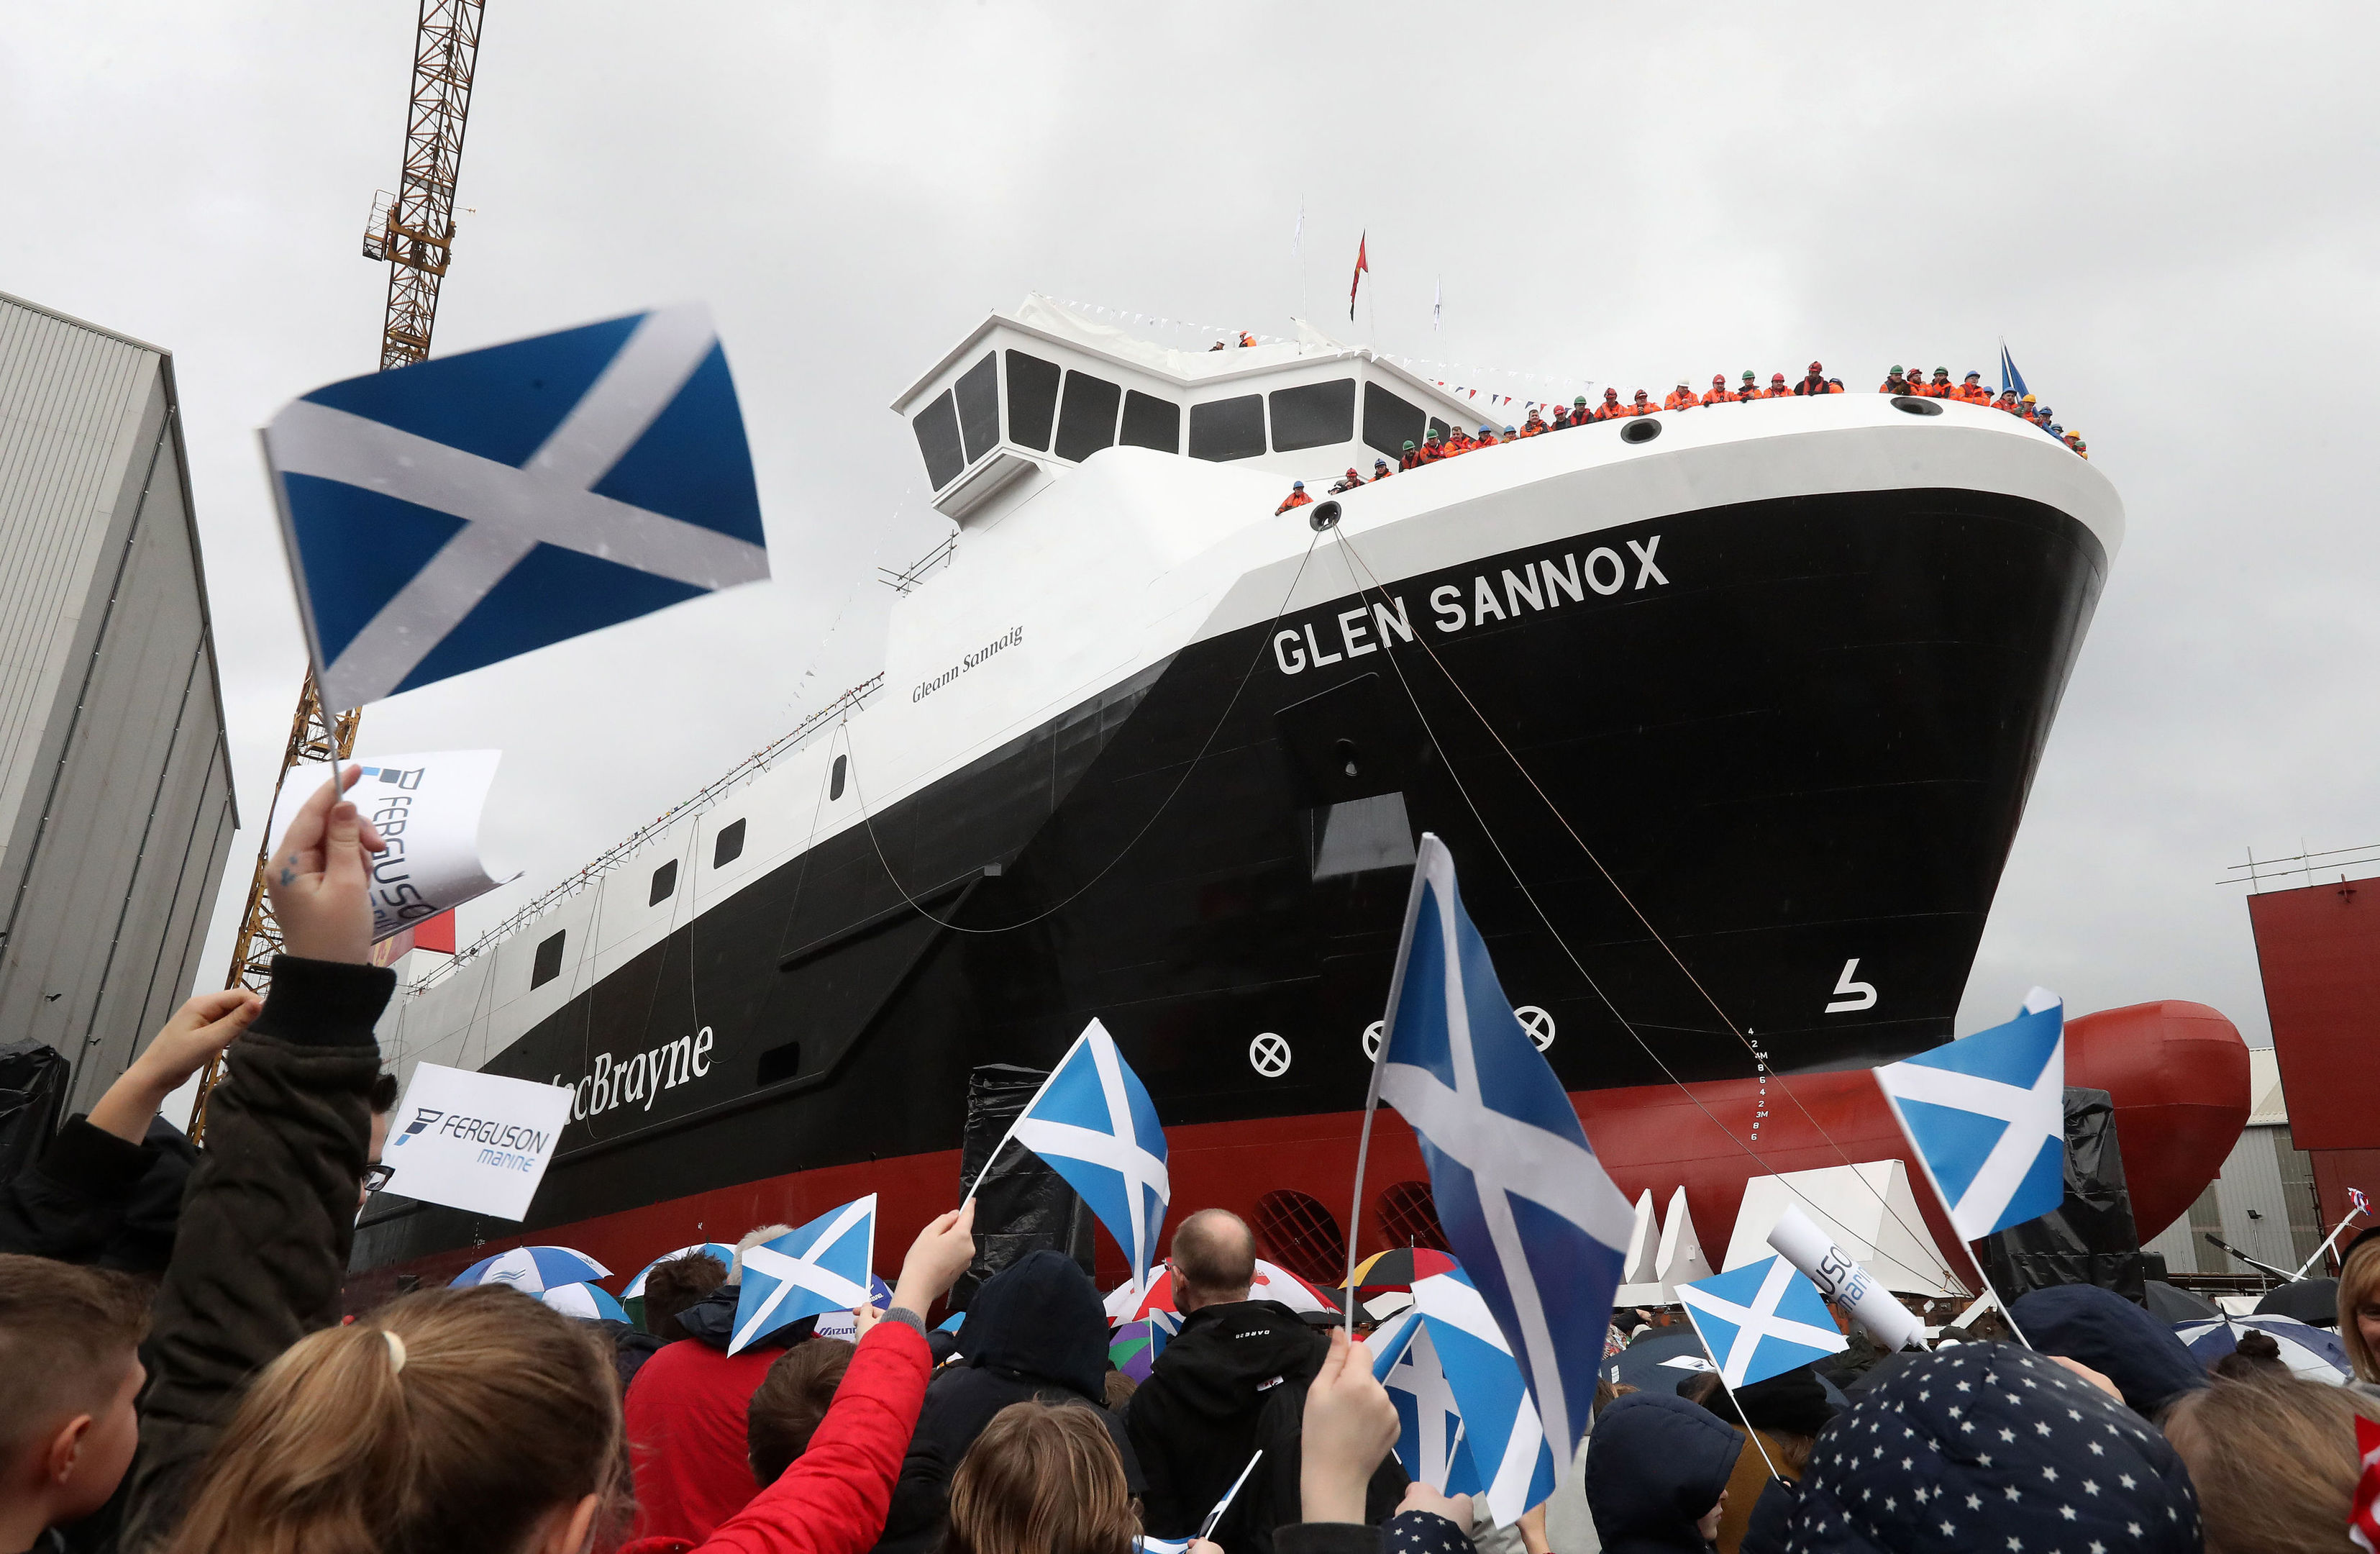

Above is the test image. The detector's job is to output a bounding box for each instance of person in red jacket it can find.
[1700,374,1736,406]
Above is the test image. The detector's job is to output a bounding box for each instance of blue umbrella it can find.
[536,1281,629,1323]
[2174,1313,2351,1383]
[450,1245,610,1292]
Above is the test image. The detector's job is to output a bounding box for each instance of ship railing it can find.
[2222,841,2380,893]
[406,673,887,996]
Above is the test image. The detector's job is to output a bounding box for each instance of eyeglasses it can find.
[363,1162,396,1194]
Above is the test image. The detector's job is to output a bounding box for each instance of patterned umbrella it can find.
[1345,1247,1461,1294]
[536,1281,629,1322]
[2175,1312,2352,1383]
[1109,1313,1177,1382]
[450,1245,610,1292]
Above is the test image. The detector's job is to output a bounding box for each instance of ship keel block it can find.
[2062,1000,2251,1240]
[1723,1160,1958,1296]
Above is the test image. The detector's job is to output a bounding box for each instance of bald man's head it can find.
[1170,1208,1256,1313]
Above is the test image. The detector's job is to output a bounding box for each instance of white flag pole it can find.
[1349,841,1440,1331]
[2292,1204,2368,1280]
[1675,1303,1789,1487]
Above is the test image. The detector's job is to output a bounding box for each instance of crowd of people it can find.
[6,765,2378,1554]
[1277,360,2086,512]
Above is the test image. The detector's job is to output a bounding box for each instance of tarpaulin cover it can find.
[0,1040,68,1189]
[1979,1087,2149,1302]
[953,1063,1093,1309]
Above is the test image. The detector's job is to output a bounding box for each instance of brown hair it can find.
[1101,1369,1138,1412]
[167,1285,625,1554]
[2162,1374,2380,1554]
[644,1251,728,1343]
[0,1255,151,1455]
[944,1399,1137,1554]
[747,1335,853,1485]
[2339,1238,2380,1383]
[1169,1209,1254,1306]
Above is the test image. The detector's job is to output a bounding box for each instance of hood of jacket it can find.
[2012,1283,2209,1416]
[1141,1299,1322,1424]
[673,1286,813,1352]
[1585,1391,1742,1550]
[957,1250,1108,1398]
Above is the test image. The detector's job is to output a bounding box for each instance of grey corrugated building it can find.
[2143,1046,2325,1278]
[0,291,238,1113]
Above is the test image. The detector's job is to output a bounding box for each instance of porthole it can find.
[1891,396,1943,417]
[1620,417,1663,445]
[830,755,847,801]
[1309,499,1341,532]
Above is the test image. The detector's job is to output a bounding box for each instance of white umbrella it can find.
[2174,1312,2352,1383]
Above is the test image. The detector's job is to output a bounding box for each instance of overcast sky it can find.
[6,3,2375,1048]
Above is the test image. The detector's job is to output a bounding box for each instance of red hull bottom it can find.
[361,1001,2250,1305]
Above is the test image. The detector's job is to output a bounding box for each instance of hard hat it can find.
[1771,372,1787,382]
[1504,426,1517,435]
[1602,387,1619,397]
[1346,468,1360,477]
[1292,480,1305,489]
[1403,440,1416,450]
[1576,395,1589,405]
[1676,378,1690,387]
[1712,374,1727,385]
[2022,394,2036,403]
[1809,360,1824,372]
[1633,388,1650,396]
[1374,458,1390,467]
[1743,371,1757,381]
[1964,371,1982,379]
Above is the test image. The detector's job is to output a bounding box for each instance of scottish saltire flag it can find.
[728,1194,877,1355]
[263,304,768,712]
[1675,1255,1848,1389]
[2000,342,2029,399]
[1373,835,1633,1463]
[1874,988,2066,1241]
[1006,1019,1170,1288]
[1366,1309,1487,1504]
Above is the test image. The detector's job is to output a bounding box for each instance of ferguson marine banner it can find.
[266,750,519,942]
[383,1063,575,1221]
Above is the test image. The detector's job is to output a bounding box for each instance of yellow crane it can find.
[192,0,487,1134]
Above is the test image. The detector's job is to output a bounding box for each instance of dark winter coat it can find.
[119,955,393,1553]
[2011,1282,2210,1417]
[0,1110,193,1271]
[1126,1299,1405,1553]
[1584,1391,1743,1553]
[869,1250,1137,1554]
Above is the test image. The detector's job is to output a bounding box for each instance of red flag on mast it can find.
[1349,233,1369,320]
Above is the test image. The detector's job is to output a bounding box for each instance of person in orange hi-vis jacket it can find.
[1700,374,1736,406]
[1664,379,1700,412]
[1275,481,1313,516]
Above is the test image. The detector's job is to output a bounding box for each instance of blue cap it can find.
[1479,425,1492,434]
[1292,480,1305,489]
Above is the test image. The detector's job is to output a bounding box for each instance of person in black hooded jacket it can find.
[1584,1391,1741,1553]
[868,1248,1139,1554]
[1125,1210,1404,1553]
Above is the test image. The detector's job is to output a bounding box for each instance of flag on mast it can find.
[1433,276,1442,332]
[1999,341,2029,399]
[1292,199,1303,259]
[1350,233,1369,320]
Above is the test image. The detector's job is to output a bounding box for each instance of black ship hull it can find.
[356,483,2105,1276]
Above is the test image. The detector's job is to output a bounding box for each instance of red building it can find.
[2249,871,2380,1263]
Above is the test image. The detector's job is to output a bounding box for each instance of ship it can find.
[355,297,2135,1291]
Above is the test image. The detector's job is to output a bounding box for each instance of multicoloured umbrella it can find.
[2175,1313,2353,1383]
[1346,1248,1460,1294]
[450,1245,611,1292]
[536,1281,630,1322]
[1110,1313,1177,1382]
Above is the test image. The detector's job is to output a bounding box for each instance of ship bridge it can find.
[891,295,1485,523]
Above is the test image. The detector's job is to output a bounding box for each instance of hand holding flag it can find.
[729,1194,877,1354]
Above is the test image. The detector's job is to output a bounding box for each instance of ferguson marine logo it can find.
[392,1105,551,1173]
[1271,536,1669,676]
[552,1026,715,1122]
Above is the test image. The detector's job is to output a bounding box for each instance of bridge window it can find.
[531,930,565,989]
[911,391,964,489]
[1005,350,1059,451]
[1054,371,1122,463]
[1269,378,1357,453]
[713,819,745,868]
[649,859,677,906]
[829,755,847,801]
[1362,383,1426,458]
[1118,390,1181,453]
[955,353,1000,465]
[1428,416,1451,443]
[1189,394,1266,462]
